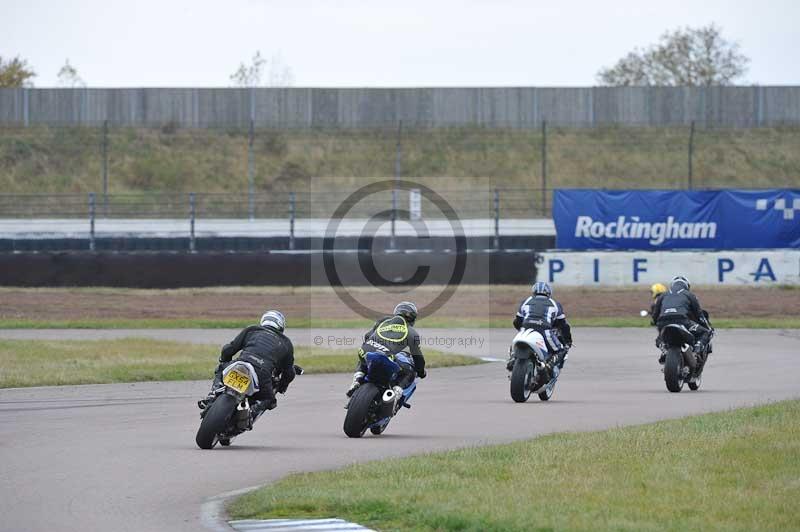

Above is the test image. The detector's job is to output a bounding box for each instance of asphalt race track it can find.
[1,328,799,531]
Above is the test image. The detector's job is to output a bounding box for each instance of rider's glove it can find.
[417,368,427,379]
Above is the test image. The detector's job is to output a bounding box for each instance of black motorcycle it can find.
[659,311,714,393]
[195,361,303,449]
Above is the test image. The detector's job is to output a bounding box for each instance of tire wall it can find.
[0,251,538,288]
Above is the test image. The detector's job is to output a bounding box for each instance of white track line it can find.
[229,518,374,531]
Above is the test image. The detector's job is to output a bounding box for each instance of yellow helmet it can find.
[650,283,667,299]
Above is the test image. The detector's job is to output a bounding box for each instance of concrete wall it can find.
[2,87,800,128]
[536,250,800,286]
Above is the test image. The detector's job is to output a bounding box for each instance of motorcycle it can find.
[195,361,303,449]
[508,329,565,403]
[343,351,417,438]
[658,311,715,393]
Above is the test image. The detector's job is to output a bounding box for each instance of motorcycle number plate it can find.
[223,369,251,393]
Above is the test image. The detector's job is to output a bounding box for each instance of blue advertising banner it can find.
[553,189,800,250]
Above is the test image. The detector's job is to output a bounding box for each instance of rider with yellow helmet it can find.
[649,283,668,325]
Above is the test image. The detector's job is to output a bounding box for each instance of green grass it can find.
[1,316,797,329]
[0,339,481,388]
[229,400,800,531]
[1,126,798,199]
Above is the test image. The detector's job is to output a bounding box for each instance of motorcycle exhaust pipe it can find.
[382,389,396,403]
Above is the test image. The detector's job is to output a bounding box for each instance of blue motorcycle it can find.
[343,351,417,438]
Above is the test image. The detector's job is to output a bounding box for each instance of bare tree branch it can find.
[597,24,749,86]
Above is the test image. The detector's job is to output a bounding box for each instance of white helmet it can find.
[260,310,286,332]
[671,276,690,291]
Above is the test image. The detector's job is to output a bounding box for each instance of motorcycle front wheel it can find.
[688,373,702,391]
[538,380,555,401]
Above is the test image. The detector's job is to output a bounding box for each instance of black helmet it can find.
[393,301,418,324]
[670,276,690,292]
[532,281,552,298]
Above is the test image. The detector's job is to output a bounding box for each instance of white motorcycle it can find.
[507,329,566,403]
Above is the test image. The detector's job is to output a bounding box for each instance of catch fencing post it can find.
[541,119,548,216]
[189,192,196,253]
[391,120,403,249]
[688,120,696,190]
[248,119,255,220]
[493,188,500,250]
[88,192,96,251]
[289,191,296,250]
[102,120,109,216]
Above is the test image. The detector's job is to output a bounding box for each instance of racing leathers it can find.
[650,292,665,326]
[652,287,712,355]
[202,325,296,420]
[348,315,426,396]
[512,295,573,370]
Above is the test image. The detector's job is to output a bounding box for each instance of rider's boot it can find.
[505,345,515,371]
[545,353,560,379]
[249,397,277,425]
[346,371,365,397]
[197,370,224,410]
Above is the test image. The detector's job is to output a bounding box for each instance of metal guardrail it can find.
[0,188,545,252]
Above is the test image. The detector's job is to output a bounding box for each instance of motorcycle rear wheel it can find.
[510,359,533,403]
[343,383,381,438]
[196,394,237,449]
[664,347,685,393]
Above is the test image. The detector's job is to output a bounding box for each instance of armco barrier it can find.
[536,250,800,286]
[0,250,537,288]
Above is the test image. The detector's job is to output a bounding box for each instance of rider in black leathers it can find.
[653,276,712,359]
[509,281,573,373]
[198,310,295,421]
[346,301,427,397]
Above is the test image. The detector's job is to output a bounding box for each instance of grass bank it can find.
[0,338,480,388]
[230,400,800,531]
[2,126,799,195]
[1,316,797,329]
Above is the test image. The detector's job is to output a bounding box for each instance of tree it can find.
[0,55,36,87]
[230,51,266,87]
[57,59,85,87]
[230,51,294,87]
[266,53,294,88]
[597,24,749,86]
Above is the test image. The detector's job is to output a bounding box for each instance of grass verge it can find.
[0,339,481,388]
[229,400,800,531]
[0,316,798,329]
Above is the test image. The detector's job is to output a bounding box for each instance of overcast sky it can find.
[3,0,798,87]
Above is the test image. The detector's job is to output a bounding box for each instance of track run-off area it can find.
[0,328,798,531]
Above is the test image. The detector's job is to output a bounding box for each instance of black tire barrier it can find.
[0,250,539,288]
